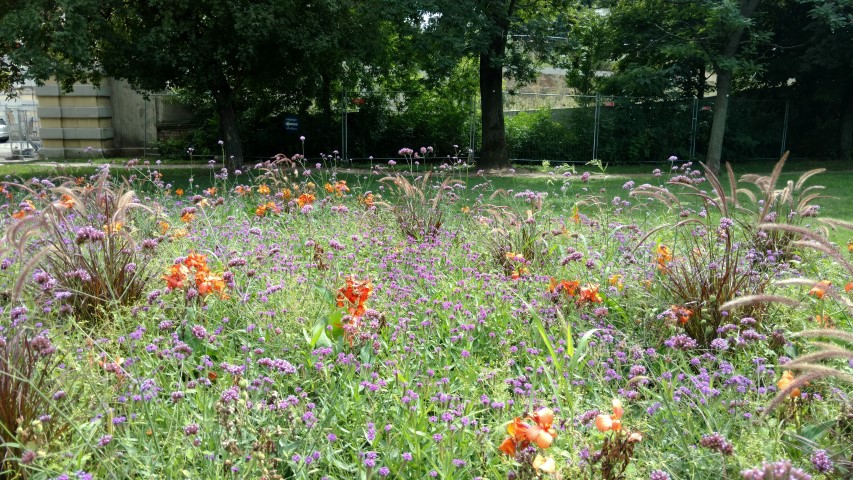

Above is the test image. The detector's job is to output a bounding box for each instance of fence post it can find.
[341,90,348,162]
[690,97,699,160]
[780,99,790,156]
[593,94,601,160]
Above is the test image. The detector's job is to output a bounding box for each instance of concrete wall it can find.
[36,80,115,159]
[35,78,194,159]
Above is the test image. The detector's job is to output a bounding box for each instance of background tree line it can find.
[1,0,850,171]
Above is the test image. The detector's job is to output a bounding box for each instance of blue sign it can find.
[284,115,299,132]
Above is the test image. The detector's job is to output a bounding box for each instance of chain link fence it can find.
[1,86,41,160]
[503,92,789,164]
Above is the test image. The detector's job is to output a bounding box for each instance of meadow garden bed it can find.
[0,153,851,479]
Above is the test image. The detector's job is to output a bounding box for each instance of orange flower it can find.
[336,276,373,317]
[175,188,184,196]
[671,305,693,324]
[195,271,226,298]
[609,274,624,291]
[571,206,580,224]
[499,407,557,456]
[362,193,374,208]
[206,187,217,196]
[297,193,316,207]
[159,221,170,235]
[180,212,195,223]
[184,252,209,272]
[255,204,269,217]
[282,188,292,201]
[162,264,189,290]
[235,186,249,196]
[578,284,602,304]
[171,228,188,239]
[11,210,27,220]
[499,417,530,456]
[57,194,76,209]
[815,315,834,328]
[848,241,853,254]
[777,370,801,398]
[845,282,853,293]
[324,183,334,194]
[595,399,624,432]
[656,245,672,272]
[808,280,832,299]
[258,184,271,195]
[103,222,123,234]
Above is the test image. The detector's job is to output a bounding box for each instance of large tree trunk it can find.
[213,84,244,171]
[706,69,732,173]
[478,46,510,169]
[840,88,853,163]
[705,0,760,175]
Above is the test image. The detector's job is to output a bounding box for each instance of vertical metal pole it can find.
[690,97,699,159]
[592,94,601,160]
[780,99,790,156]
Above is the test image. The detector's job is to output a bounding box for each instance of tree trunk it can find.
[320,72,332,121]
[478,47,509,169]
[705,0,761,175]
[706,69,732,174]
[840,88,853,163]
[213,84,243,171]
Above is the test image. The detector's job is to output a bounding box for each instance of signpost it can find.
[284,115,299,132]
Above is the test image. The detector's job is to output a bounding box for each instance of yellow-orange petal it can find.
[499,436,516,456]
[595,414,612,432]
[612,398,624,420]
[533,454,556,474]
[534,407,555,428]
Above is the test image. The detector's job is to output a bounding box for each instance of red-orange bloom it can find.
[671,305,693,324]
[336,276,373,317]
[578,284,602,304]
[184,252,209,273]
[162,264,189,290]
[777,370,801,398]
[499,408,557,456]
[809,280,832,299]
[297,193,316,207]
[656,244,672,272]
[57,194,76,209]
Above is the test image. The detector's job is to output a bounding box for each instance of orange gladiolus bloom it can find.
[297,193,316,207]
[671,305,693,324]
[162,264,189,290]
[656,245,673,272]
[336,276,373,317]
[595,399,624,432]
[609,274,624,291]
[195,271,226,298]
[809,280,831,299]
[499,407,557,456]
[578,284,602,304]
[57,194,76,209]
[777,370,801,398]
[184,252,209,272]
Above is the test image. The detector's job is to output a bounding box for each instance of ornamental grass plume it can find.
[1,169,159,321]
